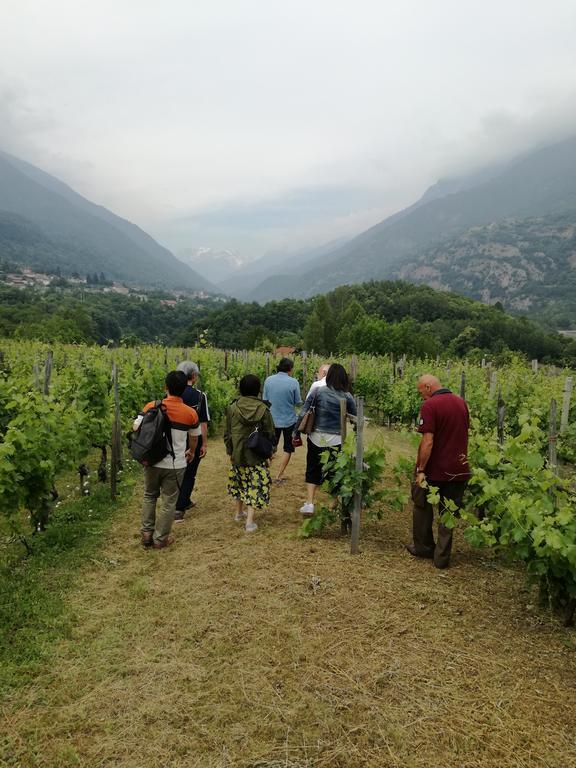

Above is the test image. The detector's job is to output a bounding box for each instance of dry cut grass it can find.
[1,428,576,768]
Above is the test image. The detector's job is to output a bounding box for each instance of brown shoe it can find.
[141,532,153,547]
[153,536,175,550]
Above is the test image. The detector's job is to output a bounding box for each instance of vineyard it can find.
[1,341,575,618]
[1,340,576,767]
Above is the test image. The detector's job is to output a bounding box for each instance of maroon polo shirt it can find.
[417,389,471,482]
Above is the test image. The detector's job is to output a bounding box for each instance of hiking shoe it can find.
[173,511,185,523]
[184,501,196,510]
[299,502,314,516]
[245,522,258,533]
[141,532,153,547]
[153,536,175,549]
[405,543,434,559]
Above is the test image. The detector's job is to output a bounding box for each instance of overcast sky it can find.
[1,0,576,261]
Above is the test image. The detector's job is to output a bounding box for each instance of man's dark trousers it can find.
[176,437,203,512]
[411,480,468,568]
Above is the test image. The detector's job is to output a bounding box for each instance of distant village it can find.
[0,265,219,304]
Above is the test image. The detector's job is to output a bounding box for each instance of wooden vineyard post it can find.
[265,351,270,379]
[350,397,364,555]
[301,351,307,394]
[350,355,358,387]
[224,350,229,375]
[340,397,347,442]
[164,347,168,367]
[43,351,53,396]
[561,376,573,433]
[497,387,505,448]
[548,398,558,475]
[489,371,497,398]
[460,370,466,400]
[110,362,122,500]
[33,361,40,390]
[531,359,539,373]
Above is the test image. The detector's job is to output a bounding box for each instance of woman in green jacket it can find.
[224,374,275,532]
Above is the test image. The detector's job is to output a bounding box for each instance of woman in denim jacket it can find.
[298,363,356,516]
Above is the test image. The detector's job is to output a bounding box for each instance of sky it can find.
[1,0,576,263]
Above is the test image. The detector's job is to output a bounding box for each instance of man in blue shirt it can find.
[263,357,302,483]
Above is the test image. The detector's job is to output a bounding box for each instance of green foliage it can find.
[299,435,405,537]
[460,418,576,614]
[1,277,574,364]
[0,463,137,691]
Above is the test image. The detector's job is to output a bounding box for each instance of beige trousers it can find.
[141,466,185,544]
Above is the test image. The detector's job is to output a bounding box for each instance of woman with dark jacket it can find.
[297,363,356,516]
[224,374,275,532]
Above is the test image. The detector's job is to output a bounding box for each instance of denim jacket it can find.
[300,386,356,434]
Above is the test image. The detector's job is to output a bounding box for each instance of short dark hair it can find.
[277,357,294,373]
[326,363,350,392]
[239,374,261,397]
[165,370,187,397]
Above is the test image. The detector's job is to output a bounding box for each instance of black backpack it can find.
[130,400,175,467]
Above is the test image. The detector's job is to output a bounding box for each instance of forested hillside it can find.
[1,281,574,363]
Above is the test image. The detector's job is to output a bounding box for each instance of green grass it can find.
[0,464,137,694]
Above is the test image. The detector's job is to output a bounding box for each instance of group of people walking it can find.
[134,357,470,569]
[225,358,357,531]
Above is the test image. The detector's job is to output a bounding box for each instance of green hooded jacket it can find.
[224,396,275,467]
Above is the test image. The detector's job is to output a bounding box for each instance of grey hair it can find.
[177,360,199,378]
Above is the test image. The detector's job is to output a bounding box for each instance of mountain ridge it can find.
[246,137,576,310]
[0,151,217,292]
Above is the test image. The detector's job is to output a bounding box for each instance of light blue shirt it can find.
[262,372,302,428]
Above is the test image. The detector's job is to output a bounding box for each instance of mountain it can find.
[218,236,352,300]
[247,137,576,305]
[0,151,217,292]
[176,247,244,284]
[390,212,576,327]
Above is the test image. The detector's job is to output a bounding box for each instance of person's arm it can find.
[185,430,198,462]
[346,393,357,417]
[223,406,233,457]
[415,433,434,486]
[263,408,276,443]
[200,422,208,458]
[294,381,302,408]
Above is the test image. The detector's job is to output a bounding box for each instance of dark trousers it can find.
[175,437,203,512]
[411,480,468,568]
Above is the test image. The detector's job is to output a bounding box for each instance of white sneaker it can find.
[299,502,314,516]
[245,522,258,533]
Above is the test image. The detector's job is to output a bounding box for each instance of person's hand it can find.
[415,471,427,488]
[200,444,207,458]
[185,449,194,463]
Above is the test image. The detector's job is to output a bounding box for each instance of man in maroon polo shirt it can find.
[406,374,471,568]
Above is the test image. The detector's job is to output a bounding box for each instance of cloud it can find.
[1,0,576,259]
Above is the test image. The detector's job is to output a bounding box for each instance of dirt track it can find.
[2,430,575,768]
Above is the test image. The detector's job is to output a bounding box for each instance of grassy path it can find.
[2,430,575,768]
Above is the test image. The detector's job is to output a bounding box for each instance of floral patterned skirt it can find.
[227,463,271,509]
